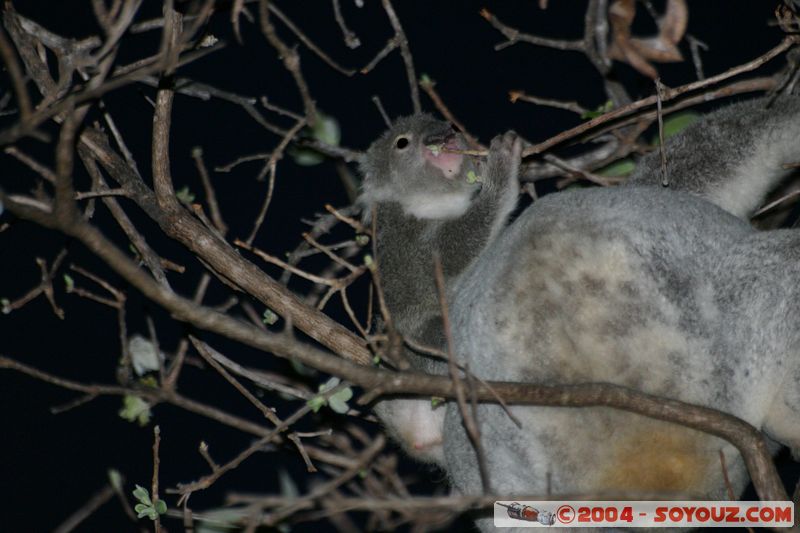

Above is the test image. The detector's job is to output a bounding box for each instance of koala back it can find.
[443,186,800,508]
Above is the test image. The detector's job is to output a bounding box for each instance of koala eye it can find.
[394,136,410,150]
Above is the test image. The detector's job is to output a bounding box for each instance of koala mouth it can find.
[423,131,464,178]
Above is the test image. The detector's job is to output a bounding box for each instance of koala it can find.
[441,97,800,531]
[361,98,800,533]
[626,96,800,218]
[359,114,521,464]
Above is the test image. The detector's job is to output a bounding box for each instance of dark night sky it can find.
[0,1,793,531]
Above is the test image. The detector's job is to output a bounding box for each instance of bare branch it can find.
[332,0,361,49]
[521,36,798,158]
[380,0,420,113]
[266,3,355,76]
[481,8,584,52]
[258,0,318,124]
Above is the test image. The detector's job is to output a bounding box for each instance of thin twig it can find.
[521,35,798,158]
[190,337,283,425]
[151,425,163,533]
[53,484,116,533]
[371,95,391,127]
[509,90,588,116]
[433,254,490,492]
[0,25,32,120]
[419,76,483,149]
[481,8,584,52]
[332,0,360,49]
[192,147,227,235]
[267,3,355,76]
[655,78,668,187]
[380,0,421,113]
[258,0,318,124]
[245,117,306,245]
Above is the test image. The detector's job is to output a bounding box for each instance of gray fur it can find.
[627,96,800,218]
[360,115,521,463]
[444,188,787,530]
[362,99,800,532]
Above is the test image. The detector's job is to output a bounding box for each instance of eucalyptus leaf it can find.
[596,158,636,177]
[651,111,700,145]
[127,334,162,376]
[133,485,151,504]
[289,112,341,167]
[262,308,279,325]
[119,395,152,426]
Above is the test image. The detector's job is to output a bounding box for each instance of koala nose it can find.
[423,126,455,146]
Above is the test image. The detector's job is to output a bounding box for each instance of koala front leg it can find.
[437,132,522,258]
[481,131,522,204]
[466,131,522,241]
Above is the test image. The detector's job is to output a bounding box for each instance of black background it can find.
[0,1,793,531]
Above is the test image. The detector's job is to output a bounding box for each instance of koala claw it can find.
[492,131,522,160]
[485,131,522,192]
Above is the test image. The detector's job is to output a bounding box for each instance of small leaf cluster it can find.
[307,377,353,414]
[132,485,167,521]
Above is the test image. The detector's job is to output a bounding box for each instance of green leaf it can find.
[63,274,74,292]
[307,377,352,413]
[1,298,10,313]
[139,375,159,388]
[319,377,340,392]
[133,485,151,505]
[355,234,369,246]
[135,503,152,518]
[312,113,341,146]
[108,469,123,491]
[363,254,374,270]
[278,468,299,499]
[306,395,326,413]
[328,385,353,414]
[198,35,219,49]
[651,111,700,145]
[581,100,614,119]
[596,158,636,177]
[289,358,316,378]
[119,395,152,426]
[133,485,166,521]
[262,308,279,325]
[128,334,161,376]
[196,508,246,533]
[289,112,341,167]
[466,170,482,184]
[431,396,445,408]
[176,186,195,204]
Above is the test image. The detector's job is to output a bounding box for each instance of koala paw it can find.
[484,131,522,193]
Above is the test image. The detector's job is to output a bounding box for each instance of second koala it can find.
[443,97,800,531]
[362,97,800,533]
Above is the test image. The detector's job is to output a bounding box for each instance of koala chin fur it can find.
[359,97,800,532]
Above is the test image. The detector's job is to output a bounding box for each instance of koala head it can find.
[359,114,480,219]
